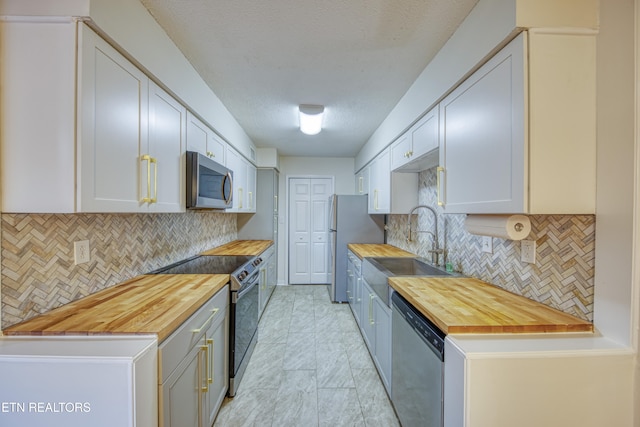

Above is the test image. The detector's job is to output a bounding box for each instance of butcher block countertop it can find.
[201,239,273,256]
[389,276,593,334]
[3,274,229,342]
[347,243,414,259]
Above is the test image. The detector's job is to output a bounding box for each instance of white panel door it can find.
[310,179,331,283]
[289,180,311,284]
[289,177,332,284]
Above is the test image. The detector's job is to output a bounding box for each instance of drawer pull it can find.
[191,308,219,334]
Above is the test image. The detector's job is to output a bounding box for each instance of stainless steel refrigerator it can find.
[329,194,385,302]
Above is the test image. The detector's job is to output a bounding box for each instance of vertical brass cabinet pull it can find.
[140,154,158,204]
[238,188,243,209]
[374,189,378,210]
[201,344,209,392]
[151,157,157,204]
[207,338,214,384]
[358,176,363,193]
[249,191,253,209]
[141,154,151,203]
[196,350,203,427]
[436,166,445,207]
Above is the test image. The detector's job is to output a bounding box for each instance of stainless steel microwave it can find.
[186,151,233,209]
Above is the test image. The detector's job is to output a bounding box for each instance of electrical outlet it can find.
[521,239,536,264]
[481,236,493,254]
[74,240,90,265]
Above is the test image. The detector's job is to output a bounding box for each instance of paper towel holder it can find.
[464,214,531,241]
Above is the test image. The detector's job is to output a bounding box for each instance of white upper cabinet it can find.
[1,21,188,213]
[78,25,186,213]
[78,25,151,212]
[368,149,418,215]
[148,82,187,213]
[225,146,256,213]
[438,31,596,214]
[1,19,77,213]
[391,106,439,172]
[246,163,257,212]
[355,165,370,195]
[186,112,226,165]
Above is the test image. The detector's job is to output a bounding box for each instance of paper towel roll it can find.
[464,214,531,240]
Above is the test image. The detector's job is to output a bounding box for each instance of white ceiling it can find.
[139,0,479,157]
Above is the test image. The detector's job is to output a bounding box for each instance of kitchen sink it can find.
[362,257,453,307]
[366,257,451,277]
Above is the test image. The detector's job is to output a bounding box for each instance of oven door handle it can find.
[236,272,259,299]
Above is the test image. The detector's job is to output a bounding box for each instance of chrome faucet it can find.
[407,205,444,266]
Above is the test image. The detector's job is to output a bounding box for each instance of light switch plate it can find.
[521,239,536,264]
[481,236,493,254]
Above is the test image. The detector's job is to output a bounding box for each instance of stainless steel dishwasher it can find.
[391,291,445,427]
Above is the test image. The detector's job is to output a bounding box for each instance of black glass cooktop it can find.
[150,255,254,275]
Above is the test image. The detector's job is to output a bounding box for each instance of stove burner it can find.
[149,254,258,290]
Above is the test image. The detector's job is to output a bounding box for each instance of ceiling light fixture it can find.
[298,104,324,135]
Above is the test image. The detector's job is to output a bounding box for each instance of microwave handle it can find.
[224,172,233,205]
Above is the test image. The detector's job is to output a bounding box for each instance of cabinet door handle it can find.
[207,338,214,384]
[369,293,375,325]
[238,188,243,209]
[374,189,378,210]
[358,176,363,193]
[201,344,209,392]
[249,191,253,209]
[191,308,219,334]
[151,157,158,204]
[436,166,445,207]
[140,155,157,204]
[206,151,215,158]
[196,348,204,427]
[140,154,151,204]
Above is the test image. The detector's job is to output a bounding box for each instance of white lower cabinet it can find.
[444,335,634,427]
[360,278,392,394]
[372,296,392,390]
[347,250,363,327]
[204,306,229,427]
[0,336,158,427]
[259,246,276,319]
[159,286,229,427]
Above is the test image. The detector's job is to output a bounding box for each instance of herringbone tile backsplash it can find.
[386,168,595,321]
[1,212,236,329]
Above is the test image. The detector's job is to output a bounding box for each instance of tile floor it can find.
[214,284,400,427]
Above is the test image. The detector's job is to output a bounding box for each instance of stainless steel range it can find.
[150,253,264,396]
